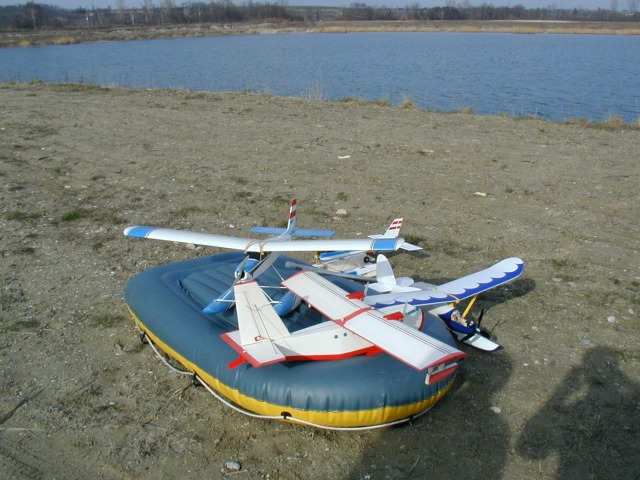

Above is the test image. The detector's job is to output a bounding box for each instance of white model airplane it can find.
[313,218,421,277]
[124,198,411,254]
[361,255,525,351]
[125,199,421,315]
[220,270,467,386]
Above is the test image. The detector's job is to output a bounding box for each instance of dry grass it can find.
[2,20,639,49]
[564,115,640,130]
[315,20,640,36]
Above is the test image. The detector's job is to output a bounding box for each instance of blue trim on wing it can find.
[366,258,524,309]
[371,238,401,251]
[125,226,159,238]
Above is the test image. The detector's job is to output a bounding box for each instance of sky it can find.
[0,0,619,12]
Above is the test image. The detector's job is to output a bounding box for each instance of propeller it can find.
[476,309,492,338]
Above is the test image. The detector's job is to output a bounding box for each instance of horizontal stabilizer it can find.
[221,331,286,368]
[399,242,422,251]
[234,280,290,344]
[219,280,290,368]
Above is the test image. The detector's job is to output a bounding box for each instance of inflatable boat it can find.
[125,252,461,429]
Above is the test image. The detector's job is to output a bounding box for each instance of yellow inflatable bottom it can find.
[129,307,456,429]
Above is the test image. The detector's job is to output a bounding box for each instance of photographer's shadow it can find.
[517,346,640,479]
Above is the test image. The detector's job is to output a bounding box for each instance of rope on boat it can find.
[142,331,430,431]
[143,333,194,376]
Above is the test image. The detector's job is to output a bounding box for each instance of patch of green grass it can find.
[61,208,92,221]
[614,347,640,362]
[427,239,468,258]
[549,257,575,269]
[230,175,249,185]
[6,319,39,332]
[233,191,253,200]
[175,205,205,217]
[270,194,288,204]
[5,211,40,221]
[16,246,36,255]
[561,230,590,242]
[592,289,629,308]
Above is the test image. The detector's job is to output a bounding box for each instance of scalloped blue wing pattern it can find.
[364,258,524,309]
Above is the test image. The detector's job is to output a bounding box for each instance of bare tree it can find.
[142,0,153,24]
[24,1,43,29]
[116,0,127,23]
[162,0,174,23]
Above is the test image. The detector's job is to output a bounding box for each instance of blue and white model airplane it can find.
[124,199,418,315]
[124,198,410,254]
[361,255,525,351]
[313,218,421,277]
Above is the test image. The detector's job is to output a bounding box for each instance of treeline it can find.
[350,2,640,21]
[2,0,639,30]
[1,1,298,29]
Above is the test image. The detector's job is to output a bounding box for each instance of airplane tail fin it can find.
[285,198,299,236]
[250,198,335,238]
[369,218,403,240]
[374,254,415,292]
[369,218,421,251]
[375,254,398,290]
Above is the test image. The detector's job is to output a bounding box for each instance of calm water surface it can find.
[1,32,638,123]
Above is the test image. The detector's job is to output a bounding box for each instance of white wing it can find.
[124,226,406,253]
[282,271,466,371]
[365,257,524,309]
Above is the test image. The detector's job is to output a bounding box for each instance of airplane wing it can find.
[282,271,466,371]
[364,257,524,309]
[124,226,406,253]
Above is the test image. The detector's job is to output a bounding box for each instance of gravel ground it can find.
[1,82,639,479]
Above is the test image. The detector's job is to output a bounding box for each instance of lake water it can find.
[1,32,639,123]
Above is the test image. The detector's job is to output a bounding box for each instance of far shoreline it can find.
[2,19,640,48]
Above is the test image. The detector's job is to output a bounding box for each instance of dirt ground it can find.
[1,82,638,479]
